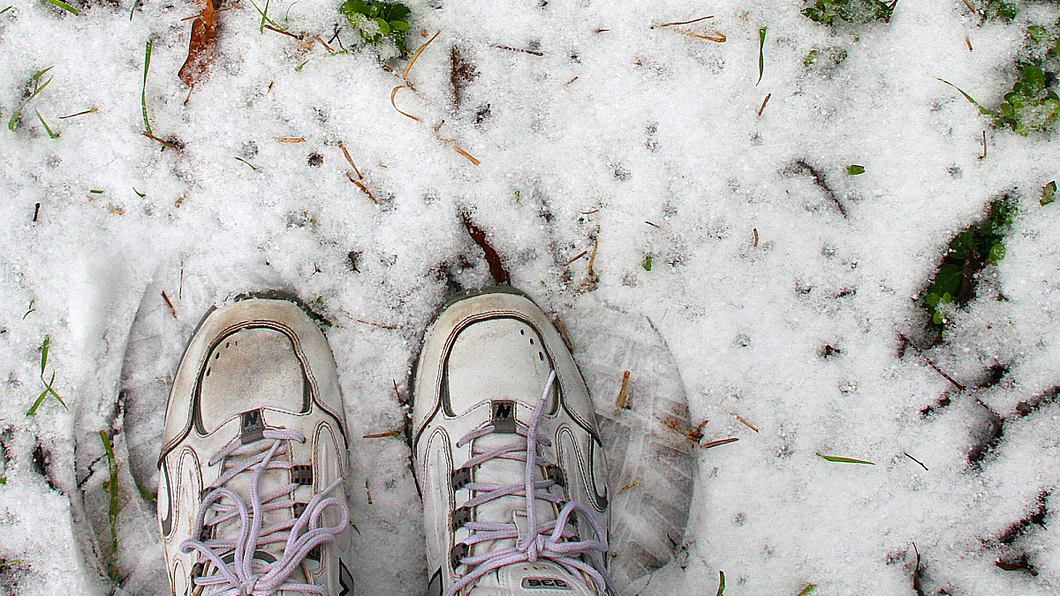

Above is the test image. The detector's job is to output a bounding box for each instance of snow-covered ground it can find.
[2,0,1060,594]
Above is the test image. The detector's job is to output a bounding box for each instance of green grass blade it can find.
[757,27,767,85]
[9,74,53,131]
[42,373,67,410]
[27,387,49,416]
[42,0,78,15]
[937,78,993,116]
[100,430,120,579]
[796,585,817,596]
[35,110,59,138]
[129,0,141,19]
[234,156,258,170]
[142,38,152,135]
[0,6,12,14]
[40,336,49,374]
[715,570,726,596]
[818,453,875,465]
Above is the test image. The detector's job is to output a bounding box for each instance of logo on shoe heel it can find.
[521,578,572,591]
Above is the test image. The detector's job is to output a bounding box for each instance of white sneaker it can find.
[157,298,355,596]
[411,288,614,596]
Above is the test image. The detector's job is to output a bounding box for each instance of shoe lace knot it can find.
[447,371,615,596]
[179,428,348,596]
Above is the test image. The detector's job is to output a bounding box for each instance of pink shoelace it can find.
[179,429,348,595]
[447,371,616,596]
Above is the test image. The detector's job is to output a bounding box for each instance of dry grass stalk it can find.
[439,137,481,165]
[277,137,305,143]
[752,228,759,247]
[676,30,726,42]
[341,312,394,329]
[701,437,739,450]
[264,24,299,39]
[657,15,714,27]
[59,107,97,119]
[365,479,373,504]
[966,36,973,51]
[733,413,759,433]
[363,430,401,438]
[587,225,600,278]
[161,291,178,318]
[404,30,441,79]
[338,143,363,179]
[109,206,125,215]
[175,194,186,207]
[142,132,182,151]
[564,250,588,265]
[553,316,574,352]
[617,480,639,495]
[758,93,771,116]
[346,172,378,204]
[390,86,422,121]
[393,379,406,405]
[566,76,579,85]
[615,370,631,409]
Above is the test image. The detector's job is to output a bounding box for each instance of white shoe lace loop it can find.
[179,428,349,596]
[447,371,616,596]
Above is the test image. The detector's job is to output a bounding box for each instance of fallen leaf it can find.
[179,0,218,88]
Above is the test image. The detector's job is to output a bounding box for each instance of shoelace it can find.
[447,371,616,596]
[179,428,349,596]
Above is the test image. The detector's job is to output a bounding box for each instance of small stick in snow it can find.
[615,370,631,409]
[33,203,40,222]
[340,312,394,329]
[141,132,182,151]
[338,143,363,179]
[645,221,660,228]
[394,379,406,405]
[59,107,97,119]
[752,227,759,247]
[161,291,177,318]
[757,93,771,117]
[733,413,759,433]
[981,131,987,159]
[960,0,975,13]
[553,316,574,352]
[788,160,846,217]
[912,543,924,596]
[966,36,973,51]
[346,172,378,204]
[492,44,544,56]
[701,437,739,450]
[904,452,929,471]
[179,260,184,300]
[277,137,305,143]
[617,480,638,495]
[363,430,401,439]
[656,16,714,28]
[898,334,966,391]
[365,479,373,504]
[566,76,579,85]
[564,250,588,265]
[587,225,600,279]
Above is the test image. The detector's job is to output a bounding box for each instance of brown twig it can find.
[338,143,363,179]
[161,291,178,318]
[966,36,973,51]
[757,93,771,117]
[346,172,378,204]
[277,137,305,143]
[393,379,406,405]
[492,44,544,56]
[752,228,759,247]
[462,213,510,284]
[564,250,588,265]
[365,479,373,504]
[616,480,639,495]
[789,160,846,217]
[264,23,299,39]
[363,430,402,438]
[904,452,929,471]
[141,132,182,151]
[616,370,631,409]
[587,225,600,278]
[733,413,759,433]
[898,334,966,391]
[59,107,97,119]
[553,316,574,352]
[701,437,739,450]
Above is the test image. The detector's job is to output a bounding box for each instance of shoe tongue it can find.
[467,561,596,596]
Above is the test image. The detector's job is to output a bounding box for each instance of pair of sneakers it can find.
[157,288,615,596]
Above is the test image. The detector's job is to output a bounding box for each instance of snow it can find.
[2,0,1060,594]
